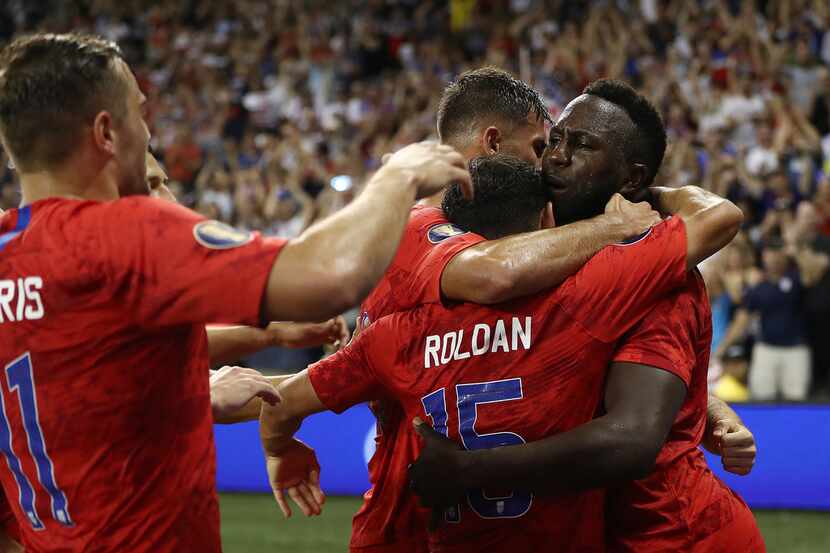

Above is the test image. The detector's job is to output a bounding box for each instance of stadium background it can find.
[1,0,829,551]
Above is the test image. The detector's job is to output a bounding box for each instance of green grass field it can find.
[219,493,830,552]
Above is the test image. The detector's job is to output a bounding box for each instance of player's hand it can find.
[408,418,467,511]
[265,439,325,518]
[603,193,662,238]
[266,317,350,350]
[381,141,473,200]
[209,366,280,419]
[704,419,757,476]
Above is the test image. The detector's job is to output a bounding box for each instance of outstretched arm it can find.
[213,373,292,424]
[263,142,472,322]
[650,186,744,269]
[441,199,660,304]
[206,318,350,366]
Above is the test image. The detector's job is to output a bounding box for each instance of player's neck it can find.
[19,162,119,206]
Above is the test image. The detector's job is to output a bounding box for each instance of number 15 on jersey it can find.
[421,377,533,522]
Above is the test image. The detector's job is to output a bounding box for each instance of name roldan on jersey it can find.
[0,277,44,322]
[424,316,532,369]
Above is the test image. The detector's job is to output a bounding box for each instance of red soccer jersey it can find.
[0,197,284,552]
[311,218,689,553]
[352,205,484,552]
[608,272,764,552]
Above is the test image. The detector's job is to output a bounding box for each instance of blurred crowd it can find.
[1,0,829,399]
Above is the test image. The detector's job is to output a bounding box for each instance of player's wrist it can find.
[371,165,420,197]
[595,213,640,242]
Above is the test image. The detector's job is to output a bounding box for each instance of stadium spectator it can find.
[716,240,812,400]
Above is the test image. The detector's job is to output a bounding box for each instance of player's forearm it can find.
[207,326,272,366]
[456,416,660,494]
[443,215,633,304]
[263,166,418,321]
[259,404,304,456]
[651,186,743,268]
[707,394,742,426]
[216,375,292,424]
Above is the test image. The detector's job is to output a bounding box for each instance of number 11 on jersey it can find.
[0,352,73,530]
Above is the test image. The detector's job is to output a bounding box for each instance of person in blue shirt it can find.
[717,239,815,400]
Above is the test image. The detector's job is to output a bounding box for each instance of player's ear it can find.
[92,110,117,157]
[620,162,648,201]
[481,126,501,156]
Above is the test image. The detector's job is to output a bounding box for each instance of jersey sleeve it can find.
[363,207,485,319]
[557,217,688,342]
[307,324,386,413]
[89,197,285,329]
[612,283,698,387]
[408,232,485,306]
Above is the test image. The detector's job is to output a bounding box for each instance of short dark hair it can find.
[437,67,551,144]
[583,79,666,187]
[0,33,126,172]
[443,154,548,239]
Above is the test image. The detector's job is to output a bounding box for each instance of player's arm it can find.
[441,200,661,304]
[209,366,281,422]
[206,318,349,366]
[259,370,328,455]
[703,395,756,475]
[262,142,472,322]
[257,370,330,518]
[650,186,744,269]
[409,362,685,508]
[259,328,385,517]
[214,374,292,424]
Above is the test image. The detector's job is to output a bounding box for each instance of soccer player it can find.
[145,149,353,365]
[225,68,753,552]
[0,33,469,553]
[409,80,763,552]
[257,152,742,552]
[338,67,663,553]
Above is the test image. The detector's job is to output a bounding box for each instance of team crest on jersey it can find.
[193,220,253,249]
[427,223,467,244]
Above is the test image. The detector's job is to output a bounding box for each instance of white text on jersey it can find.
[0,277,44,323]
[424,316,532,369]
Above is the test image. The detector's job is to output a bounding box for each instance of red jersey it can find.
[0,197,284,552]
[353,205,484,552]
[311,218,689,553]
[608,272,764,552]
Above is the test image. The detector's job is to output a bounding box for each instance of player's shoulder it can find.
[408,204,468,245]
[644,271,709,326]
